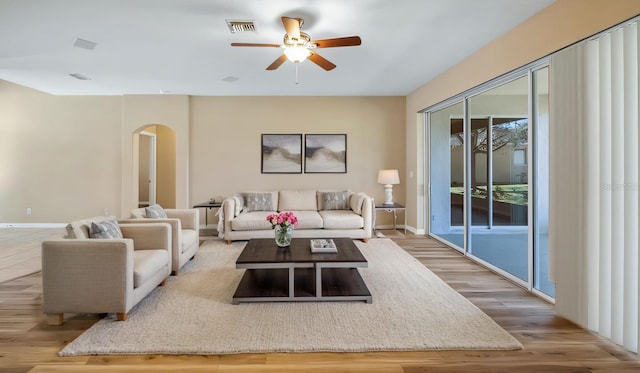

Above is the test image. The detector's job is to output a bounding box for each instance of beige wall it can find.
[189,96,406,227]
[0,84,405,225]
[0,81,122,223]
[155,125,177,208]
[0,85,192,223]
[406,0,640,233]
[121,95,190,215]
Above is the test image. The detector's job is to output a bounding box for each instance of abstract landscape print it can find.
[261,134,302,173]
[304,134,346,173]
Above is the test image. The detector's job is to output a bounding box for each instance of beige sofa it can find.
[124,207,199,275]
[218,190,374,243]
[42,216,171,325]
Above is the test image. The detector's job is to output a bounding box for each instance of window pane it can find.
[492,117,528,226]
[533,67,554,297]
[468,76,529,281]
[429,102,464,249]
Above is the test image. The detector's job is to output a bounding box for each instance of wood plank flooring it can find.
[0,228,64,284]
[1,229,639,372]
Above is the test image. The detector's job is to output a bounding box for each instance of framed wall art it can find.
[304,134,347,173]
[261,134,303,174]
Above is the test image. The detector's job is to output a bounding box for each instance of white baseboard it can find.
[0,223,66,228]
[375,224,424,235]
[407,226,425,235]
[375,224,396,230]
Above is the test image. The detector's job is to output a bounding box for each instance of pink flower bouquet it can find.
[266,211,298,229]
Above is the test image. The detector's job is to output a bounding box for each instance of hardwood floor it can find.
[0,228,64,284]
[1,229,639,372]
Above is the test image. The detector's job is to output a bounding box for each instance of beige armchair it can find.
[124,207,199,275]
[42,217,172,325]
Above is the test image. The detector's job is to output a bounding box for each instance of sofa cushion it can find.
[244,192,275,212]
[232,194,245,216]
[89,220,123,239]
[319,191,350,210]
[181,229,198,254]
[133,249,169,288]
[65,215,119,239]
[289,211,323,229]
[145,204,167,218]
[350,192,367,215]
[319,210,364,229]
[279,190,317,211]
[130,208,146,219]
[231,211,275,231]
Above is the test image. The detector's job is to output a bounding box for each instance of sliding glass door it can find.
[427,64,554,299]
[428,102,464,250]
[467,76,529,282]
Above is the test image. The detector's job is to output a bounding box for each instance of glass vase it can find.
[274,225,294,247]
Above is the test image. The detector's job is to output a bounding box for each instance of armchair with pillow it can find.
[124,204,199,275]
[41,216,172,325]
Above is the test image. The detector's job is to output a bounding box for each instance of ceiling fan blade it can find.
[312,36,362,48]
[281,16,302,40]
[308,52,336,71]
[266,54,288,70]
[231,43,281,48]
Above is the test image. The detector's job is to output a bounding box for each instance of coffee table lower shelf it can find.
[232,267,372,304]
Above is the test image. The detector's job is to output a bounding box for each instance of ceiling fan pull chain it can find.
[295,63,300,85]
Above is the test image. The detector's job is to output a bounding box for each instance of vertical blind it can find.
[550,20,639,353]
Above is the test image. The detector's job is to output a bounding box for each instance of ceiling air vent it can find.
[226,20,257,33]
[73,38,97,50]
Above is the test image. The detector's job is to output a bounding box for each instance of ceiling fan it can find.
[231,16,361,71]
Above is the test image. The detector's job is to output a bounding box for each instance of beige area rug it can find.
[59,238,522,356]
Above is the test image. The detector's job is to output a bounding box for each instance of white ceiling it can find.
[0,0,555,96]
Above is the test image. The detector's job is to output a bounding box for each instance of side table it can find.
[192,201,222,227]
[374,203,406,236]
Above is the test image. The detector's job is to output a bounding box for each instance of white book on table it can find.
[310,239,337,253]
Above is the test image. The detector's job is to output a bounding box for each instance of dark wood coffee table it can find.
[232,238,372,304]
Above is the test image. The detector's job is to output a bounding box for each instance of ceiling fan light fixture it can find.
[284,46,310,63]
[230,16,360,71]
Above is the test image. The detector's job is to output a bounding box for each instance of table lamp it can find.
[377,169,400,205]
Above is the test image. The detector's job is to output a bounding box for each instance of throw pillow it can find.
[350,192,367,215]
[89,219,123,239]
[320,191,350,210]
[244,192,273,212]
[232,194,245,216]
[145,204,167,218]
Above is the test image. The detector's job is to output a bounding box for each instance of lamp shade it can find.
[377,169,400,185]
